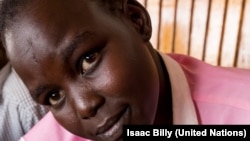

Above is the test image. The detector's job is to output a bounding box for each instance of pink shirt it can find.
[19,53,250,141]
[168,53,250,124]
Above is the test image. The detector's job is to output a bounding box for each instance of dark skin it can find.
[4,0,172,141]
[0,39,8,69]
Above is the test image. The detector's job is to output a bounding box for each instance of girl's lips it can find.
[96,106,129,139]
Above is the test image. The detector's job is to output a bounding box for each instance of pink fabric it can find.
[20,112,90,141]
[169,53,250,124]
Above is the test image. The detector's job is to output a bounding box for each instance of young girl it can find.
[1,0,250,141]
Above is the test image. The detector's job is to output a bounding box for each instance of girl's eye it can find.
[81,52,99,74]
[48,90,66,106]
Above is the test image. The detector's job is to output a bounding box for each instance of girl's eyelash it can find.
[80,52,98,75]
[78,45,104,75]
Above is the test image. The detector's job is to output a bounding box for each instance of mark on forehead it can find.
[27,38,38,64]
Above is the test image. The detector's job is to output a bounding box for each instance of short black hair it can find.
[0,0,137,33]
[0,0,25,32]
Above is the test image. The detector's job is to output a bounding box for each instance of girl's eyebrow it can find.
[63,31,94,62]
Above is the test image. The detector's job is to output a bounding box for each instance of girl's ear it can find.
[123,0,152,41]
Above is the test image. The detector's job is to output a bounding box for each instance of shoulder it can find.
[168,53,250,96]
[165,54,250,124]
[162,52,250,86]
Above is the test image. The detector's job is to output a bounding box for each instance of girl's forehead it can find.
[17,1,107,29]
[4,2,106,60]
[10,1,98,38]
[4,0,117,58]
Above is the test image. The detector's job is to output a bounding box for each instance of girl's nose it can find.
[69,88,105,119]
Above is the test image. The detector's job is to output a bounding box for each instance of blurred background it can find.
[138,0,250,69]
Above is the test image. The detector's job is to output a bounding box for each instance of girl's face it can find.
[6,1,160,141]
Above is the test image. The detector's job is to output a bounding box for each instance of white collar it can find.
[159,52,198,124]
